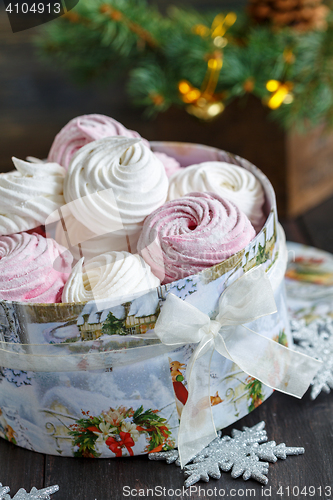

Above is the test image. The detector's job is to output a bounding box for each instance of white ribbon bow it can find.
[154,266,321,467]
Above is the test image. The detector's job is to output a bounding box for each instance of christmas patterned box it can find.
[0,142,317,461]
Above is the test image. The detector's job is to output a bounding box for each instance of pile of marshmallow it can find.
[0,114,266,304]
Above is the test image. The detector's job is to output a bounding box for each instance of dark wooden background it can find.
[1,2,333,498]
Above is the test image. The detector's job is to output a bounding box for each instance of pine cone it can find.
[248,0,330,31]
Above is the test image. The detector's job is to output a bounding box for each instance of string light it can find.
[264,46,295,109]
[178,12,236,120]
[266,80,294,109]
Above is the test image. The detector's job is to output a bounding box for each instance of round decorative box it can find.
[0,142,290,458]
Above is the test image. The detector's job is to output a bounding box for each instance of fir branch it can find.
[37,0,333,130]
[99,4,158,48]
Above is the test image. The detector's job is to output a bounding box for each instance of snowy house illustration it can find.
[77,289,164,340]
[78,309,105,341]
[123,299,159,335]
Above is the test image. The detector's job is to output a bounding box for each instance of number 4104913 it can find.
[277,485,332,497]
[5,3,61,14]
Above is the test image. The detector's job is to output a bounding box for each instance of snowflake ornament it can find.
[149,421,304,486]
[291,316,333,399]
[0,486,10,499]
[0,485,59,500]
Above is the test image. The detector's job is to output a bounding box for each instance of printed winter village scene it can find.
[0,207,291,458]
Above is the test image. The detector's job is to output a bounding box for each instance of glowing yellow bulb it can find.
[179,81,191,94]
[208,58,223,70]
[266,80,280,92]
[183,89,201,103]
[267,86,289,109]
[225,12,237,26]
[212,26,226,38]
[207,102,225,116]
[211,13,225,29]
[214,36,228,48]
[283,93,294,104]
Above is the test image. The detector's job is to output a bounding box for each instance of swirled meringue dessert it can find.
[48,114,149,169]
[48,113,180,178]
[62,251,160,303]
[168,161,265,231]
[0,158,65,236]
[0,113,269,304]
[64,136,168,244]
[0,232,72,303]
[137,192,255,284]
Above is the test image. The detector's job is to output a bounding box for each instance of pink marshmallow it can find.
[137,192,256,284]
[0,232,72,303]
[48,114,149,169]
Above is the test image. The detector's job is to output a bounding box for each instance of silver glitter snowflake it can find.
[291,316,333,400]
[149,421,304,486]
[0,484,59,500]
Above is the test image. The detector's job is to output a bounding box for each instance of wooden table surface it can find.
[0,209,331,499]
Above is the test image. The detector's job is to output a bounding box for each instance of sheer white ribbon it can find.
[154,265,322,467]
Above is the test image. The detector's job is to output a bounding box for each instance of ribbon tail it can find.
[178,337,217,468]
[216,325,322,398]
